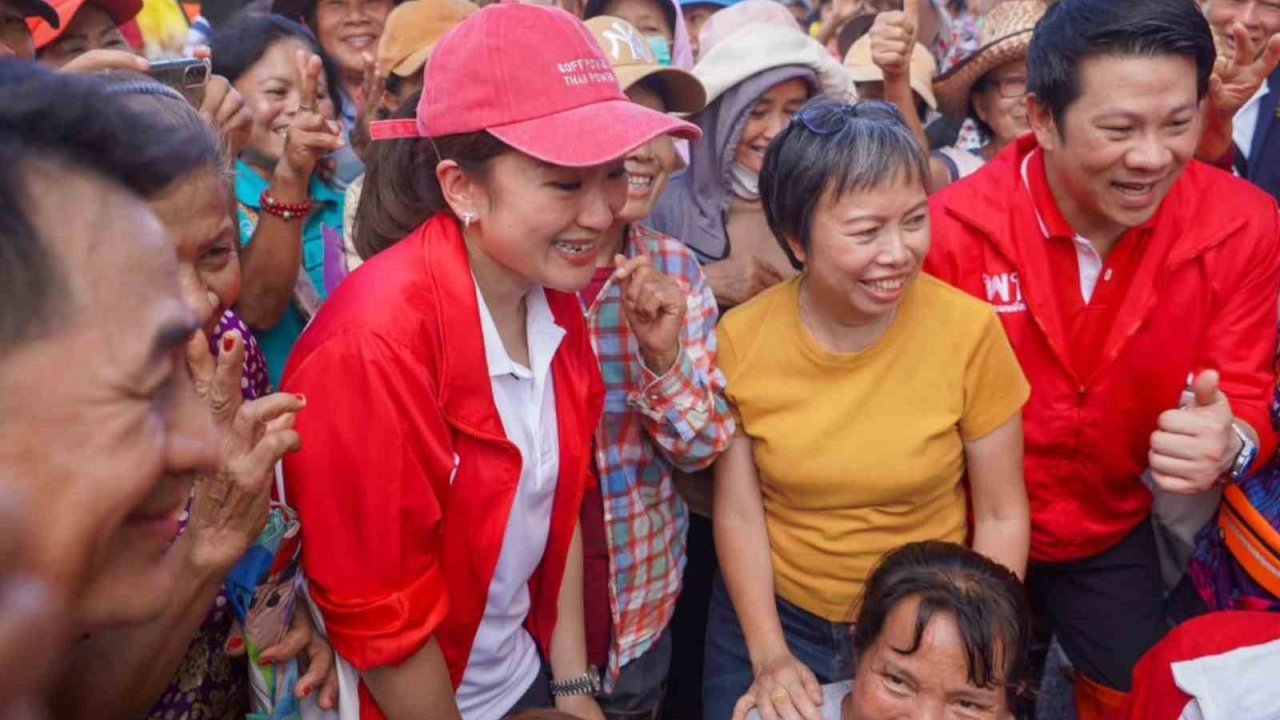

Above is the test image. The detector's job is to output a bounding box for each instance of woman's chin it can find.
[74,551,180,631]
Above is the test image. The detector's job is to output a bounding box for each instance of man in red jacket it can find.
[925,0,1280,716]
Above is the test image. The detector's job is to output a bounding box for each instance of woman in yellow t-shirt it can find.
[706,99,1031,720]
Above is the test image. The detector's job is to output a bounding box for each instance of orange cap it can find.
[377,0,478,78]
[28,0,142,49]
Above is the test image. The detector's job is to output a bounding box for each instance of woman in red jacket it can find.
[280,5,699,720]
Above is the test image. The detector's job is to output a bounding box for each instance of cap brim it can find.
[16,0,58,27]
[615,65,707,114]
[390,43,433,77]
[33,0,142,46]
[488,99,701,168]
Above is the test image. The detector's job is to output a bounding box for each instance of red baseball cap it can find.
[373,1,700,168]
[28,0,143,49]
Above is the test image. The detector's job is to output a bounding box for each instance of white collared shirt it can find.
[1020,150,1107,303]
[455,281,565,720]
[1234,82,1270,164]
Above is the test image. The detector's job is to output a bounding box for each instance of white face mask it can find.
[729,160,760,200]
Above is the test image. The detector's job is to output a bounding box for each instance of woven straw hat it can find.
[933,0,1047,119]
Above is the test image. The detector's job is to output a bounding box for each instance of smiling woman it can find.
[211,15,349,387]
[27,0,139,67]
[278,5,701,720]
[707,97,1030,720]
[742,542,1033,720]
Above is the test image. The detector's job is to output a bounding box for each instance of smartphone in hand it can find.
[148,57,211,107]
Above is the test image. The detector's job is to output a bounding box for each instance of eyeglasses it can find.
[791,99,903,136]
[988,76,1028,100]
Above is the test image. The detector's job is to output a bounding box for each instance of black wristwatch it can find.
[549,667,602,698]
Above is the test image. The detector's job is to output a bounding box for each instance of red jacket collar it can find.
[941,135,1239,266]
[936,135,1247,384]
[416,213,591,439]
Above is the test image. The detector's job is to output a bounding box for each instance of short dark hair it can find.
[352,92,510,261]
[1027,0,1215,131]
[852,542,1033,710]
[0,60,215,355]
[210,14,344,119]
[760,97,927,270]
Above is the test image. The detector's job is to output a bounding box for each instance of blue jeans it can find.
[703,572,855,720]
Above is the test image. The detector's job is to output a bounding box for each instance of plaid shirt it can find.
[584,224,734,684]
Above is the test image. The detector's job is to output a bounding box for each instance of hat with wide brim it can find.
[932,0,1046,119]
[29,0,141,48]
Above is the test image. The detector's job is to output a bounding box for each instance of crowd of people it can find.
[2,0,1280,718]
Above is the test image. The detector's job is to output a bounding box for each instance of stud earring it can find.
[461,212,477,228]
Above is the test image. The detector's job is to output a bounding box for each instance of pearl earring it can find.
[461,212,477,228]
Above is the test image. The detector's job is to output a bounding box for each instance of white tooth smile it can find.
[628,176,652,188]
[553,240,591,255]
[864,277,906,293]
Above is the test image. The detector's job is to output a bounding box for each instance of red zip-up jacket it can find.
[282,214,604,718]
[926,136,1280,564]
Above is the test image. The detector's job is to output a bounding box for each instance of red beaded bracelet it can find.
[259,190,313,221]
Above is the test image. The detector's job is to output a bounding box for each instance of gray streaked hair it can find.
[759,96,928,269]
[98,71,233,184]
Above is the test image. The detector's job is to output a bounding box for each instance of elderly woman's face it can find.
[618,85,675,224]
[848,598,1012,720]
[972,60,1029,147]
[791,169,929,326]
[736,77,810,175]
[149,168,242,338]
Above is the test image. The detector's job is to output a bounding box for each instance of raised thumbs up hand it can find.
[1147,370,1241,495]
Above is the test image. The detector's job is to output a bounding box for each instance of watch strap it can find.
[549,668,601,698]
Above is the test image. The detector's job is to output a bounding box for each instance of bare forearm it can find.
[972,515,1029,579]
[549,525,590,682]
[965,416,1030,579]
[51,533,230,720]
[364,638,462,720]
[884,72,929,157]
[713,440,787,665]
[238,173,308,330]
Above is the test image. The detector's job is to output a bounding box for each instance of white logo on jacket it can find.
[983,272,1026,314]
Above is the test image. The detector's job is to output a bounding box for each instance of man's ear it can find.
[1027,93,1062,150]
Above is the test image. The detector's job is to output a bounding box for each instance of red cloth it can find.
[580,466,612,669]
[926,135,1280,563]
[282,214,605,718]
[1024,150,1149,379]
[1115,612,1280,720]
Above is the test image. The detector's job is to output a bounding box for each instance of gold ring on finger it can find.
[770,689,789,702]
